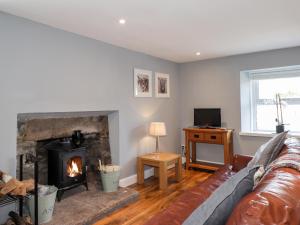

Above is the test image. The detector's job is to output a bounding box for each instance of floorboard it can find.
[94,169,211,225]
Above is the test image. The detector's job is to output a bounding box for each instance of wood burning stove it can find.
[46,140,88,201]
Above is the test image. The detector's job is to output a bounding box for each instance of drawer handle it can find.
[194,134,200,138]
[210,135,216,139]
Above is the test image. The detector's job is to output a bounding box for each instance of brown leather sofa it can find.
[226,145,300,225]
[145,143,300,225]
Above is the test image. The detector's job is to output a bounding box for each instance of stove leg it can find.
[84,181,89,191]
[57,190,64,202]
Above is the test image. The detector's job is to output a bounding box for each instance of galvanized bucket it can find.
[101,170,120,192]
[27,186,58,224]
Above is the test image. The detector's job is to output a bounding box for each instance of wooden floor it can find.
[94,168,211,225]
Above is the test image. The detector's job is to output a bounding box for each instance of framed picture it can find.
[155,73,170,98]
[134,68,153,97]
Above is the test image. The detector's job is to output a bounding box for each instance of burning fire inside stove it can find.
[67,157,83,177]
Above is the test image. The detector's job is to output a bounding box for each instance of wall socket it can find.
[181,145,185,156]
[181,145,186,164]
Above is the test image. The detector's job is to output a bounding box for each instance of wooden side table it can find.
[137,152,182,190]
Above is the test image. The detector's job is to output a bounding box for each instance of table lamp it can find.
[149,122,167,153]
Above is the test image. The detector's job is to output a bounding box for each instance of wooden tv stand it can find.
[183,127,234,171]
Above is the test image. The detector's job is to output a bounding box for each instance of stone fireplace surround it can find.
[16,111,138,225]
[17,111,113,183]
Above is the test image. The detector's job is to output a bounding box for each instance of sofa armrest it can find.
[232,154,252,172]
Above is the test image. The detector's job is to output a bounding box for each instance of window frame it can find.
[241,65,300,134]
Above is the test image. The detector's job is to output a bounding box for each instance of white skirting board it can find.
[119,164,176,187]
[119,168,154,187]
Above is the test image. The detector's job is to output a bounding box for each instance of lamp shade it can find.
[149,122,167,136]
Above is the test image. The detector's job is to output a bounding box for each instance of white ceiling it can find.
[1,0,300,63]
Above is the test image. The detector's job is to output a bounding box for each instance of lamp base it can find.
[155,136,160,153]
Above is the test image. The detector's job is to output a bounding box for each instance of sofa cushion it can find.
[247,131,287,170]
[182,167,256,225]
[266,131,288,165]
[203,168,256,225]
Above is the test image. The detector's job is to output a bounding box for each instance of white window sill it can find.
[239,131,300,138]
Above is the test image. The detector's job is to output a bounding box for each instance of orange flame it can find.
[67,159,82,177]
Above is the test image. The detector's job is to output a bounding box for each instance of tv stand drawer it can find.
[204,133,222,144]
[188,131,223,144]
[189,132,204,141]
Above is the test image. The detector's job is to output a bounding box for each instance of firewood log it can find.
[0,179,6,197]
[4,215,32,225]
[0,181,5,189]
[4,218,16,225]
[10,185,26,196]
[0,178,34,196]
[24,216,33,225]
[0,179,22,195]
[8,211,26,225]
[22,179,34,192]
[3,173,13,183]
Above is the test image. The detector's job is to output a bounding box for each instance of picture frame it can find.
[155,73,170,98]
[134,68,153,97]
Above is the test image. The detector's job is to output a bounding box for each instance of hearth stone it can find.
[44,172,139,225]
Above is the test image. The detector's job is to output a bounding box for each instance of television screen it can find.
[194,108,221,127]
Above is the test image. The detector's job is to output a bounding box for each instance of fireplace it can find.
[17,111,114,202]
[46,140,88,201]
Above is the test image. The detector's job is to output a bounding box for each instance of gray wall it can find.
[0,12,180,178]
[179,47,300,163]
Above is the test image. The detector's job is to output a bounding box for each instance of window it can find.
[241,66,300,133]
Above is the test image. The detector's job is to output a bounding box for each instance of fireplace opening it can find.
[67,157,83,178]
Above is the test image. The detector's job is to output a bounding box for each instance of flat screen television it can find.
[194,108,221,127]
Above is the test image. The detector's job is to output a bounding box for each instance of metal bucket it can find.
[27,186,58,224]
[0,196,17,224]
[101,170,120,192]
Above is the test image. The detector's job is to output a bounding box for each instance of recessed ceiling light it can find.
[196,52,201,56]
[119,19,126,25]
